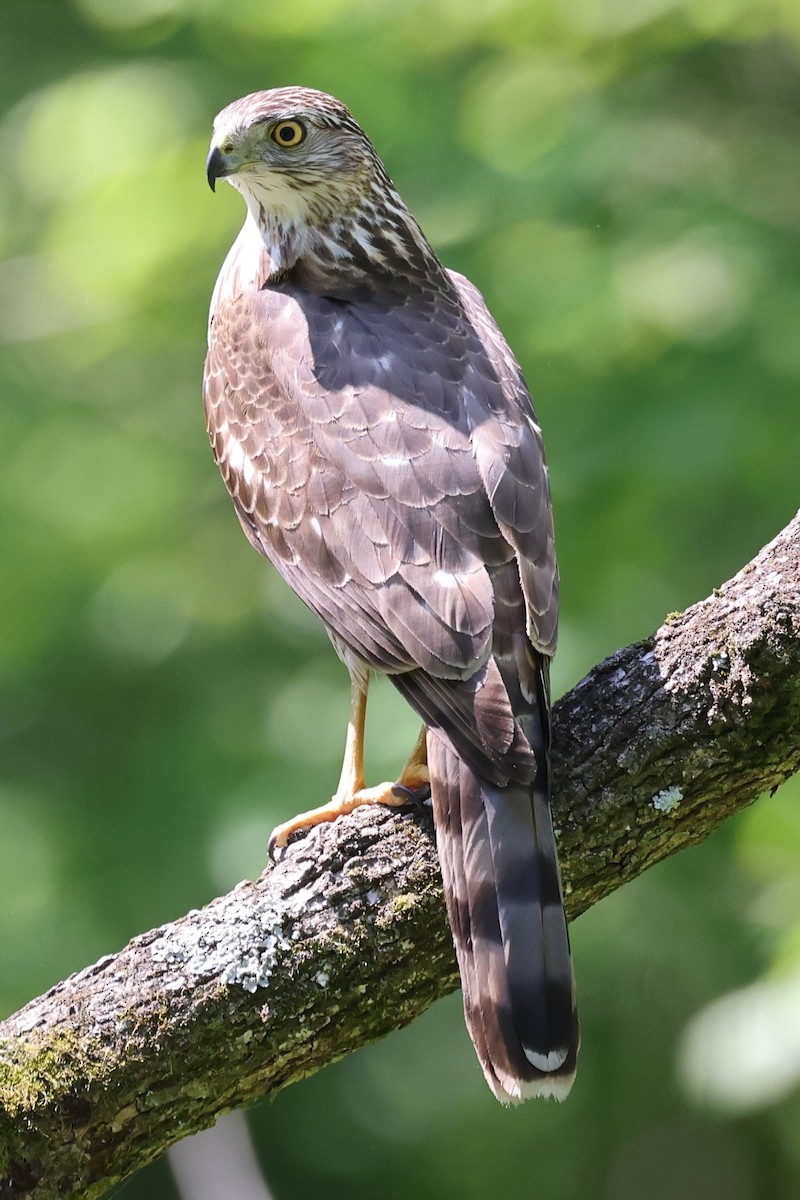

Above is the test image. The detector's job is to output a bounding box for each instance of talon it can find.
[268,816,316,860]
[391,781,432,810]
[264,705,430,864]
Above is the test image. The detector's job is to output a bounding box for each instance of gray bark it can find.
[1,511,799,1200]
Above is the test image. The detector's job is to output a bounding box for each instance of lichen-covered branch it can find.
[1,511,799,1200]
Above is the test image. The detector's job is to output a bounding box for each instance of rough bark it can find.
[1,511,799,1200]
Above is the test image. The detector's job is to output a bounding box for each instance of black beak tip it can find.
[206,146,223,192]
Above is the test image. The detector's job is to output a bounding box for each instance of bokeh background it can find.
[2,1,800,1197]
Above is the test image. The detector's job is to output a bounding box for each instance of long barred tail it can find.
[426,732,579,1103]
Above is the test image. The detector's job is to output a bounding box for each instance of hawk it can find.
[204,86,578,1103]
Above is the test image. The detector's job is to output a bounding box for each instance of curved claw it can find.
[391,781,432,812]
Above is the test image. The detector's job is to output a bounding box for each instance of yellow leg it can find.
[396,723,429,792]
[268,680,429,858]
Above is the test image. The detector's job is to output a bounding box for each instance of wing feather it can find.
[204,251,557,760]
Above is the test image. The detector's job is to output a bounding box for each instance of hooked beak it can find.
[206,144,239,192]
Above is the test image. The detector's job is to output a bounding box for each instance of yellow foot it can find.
[268,767,431,861]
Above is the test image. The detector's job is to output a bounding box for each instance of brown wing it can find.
[205,239,576,1100]
[204,265,556,782]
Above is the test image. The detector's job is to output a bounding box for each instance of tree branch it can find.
[2,512,799,1199]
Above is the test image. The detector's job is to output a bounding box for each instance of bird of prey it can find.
[204,86,578,1103]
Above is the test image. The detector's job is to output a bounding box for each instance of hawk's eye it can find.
[271,120,306,148]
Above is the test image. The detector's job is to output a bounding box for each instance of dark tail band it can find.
[427,731,579,1103]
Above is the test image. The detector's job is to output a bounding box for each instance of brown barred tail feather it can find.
[427,731,579,1103]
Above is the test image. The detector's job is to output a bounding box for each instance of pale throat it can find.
[235,178,320,276]
[222,169,442,300]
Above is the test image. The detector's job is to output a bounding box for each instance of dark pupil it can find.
[279,125,296,142]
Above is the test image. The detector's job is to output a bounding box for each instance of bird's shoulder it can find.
[205,250,558,655]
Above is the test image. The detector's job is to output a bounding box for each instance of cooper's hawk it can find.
[204,86,578,1103]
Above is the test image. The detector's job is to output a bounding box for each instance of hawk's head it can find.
[206,86,440,289]
[206,87,384,224]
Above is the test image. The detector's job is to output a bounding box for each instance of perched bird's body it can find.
[204,87,578,1102]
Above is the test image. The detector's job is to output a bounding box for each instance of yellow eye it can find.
[271,120,306,148]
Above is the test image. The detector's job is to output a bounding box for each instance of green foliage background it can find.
[1,1,800,1196]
